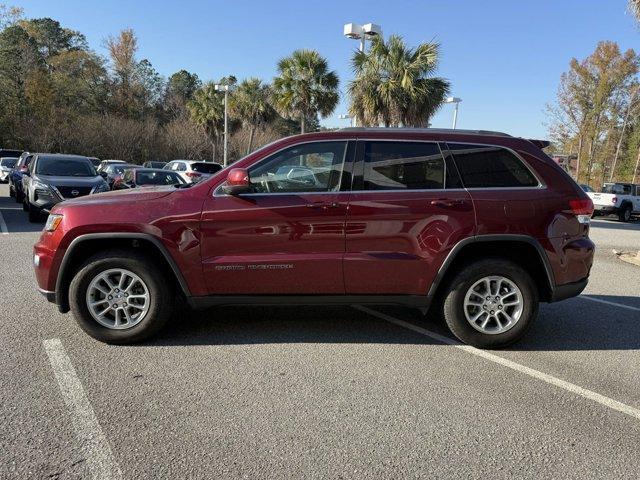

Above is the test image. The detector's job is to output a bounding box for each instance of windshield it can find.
[137,170,185,185]
[36,157,96,177]
[0,157,18,168]
[192,162,222,174]
[602,183,632,195]
[110,164,137,174]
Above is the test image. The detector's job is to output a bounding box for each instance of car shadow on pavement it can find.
[591,218,640,231]
[0,193,45,233]
[143,295,640,352]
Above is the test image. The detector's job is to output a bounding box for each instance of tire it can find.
[22,195,29,211]
[69,250,174,344]
[28,203,41,222]
[9,185,14,198]
[441,258,539,349]
[618,205,632,223]
[15,188,23,203]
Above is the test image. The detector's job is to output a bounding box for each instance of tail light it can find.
[568,198,594,224]
[612,196,617,204]
[186,172,202,179]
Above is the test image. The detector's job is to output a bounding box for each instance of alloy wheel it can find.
[463,276,523,335]
[86,268,150,329]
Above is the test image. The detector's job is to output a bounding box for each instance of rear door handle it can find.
[430,199,470,209]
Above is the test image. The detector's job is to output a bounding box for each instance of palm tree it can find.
[348,35,450,127]
[230,78,275,154]
[272,49,339,133]
[187,82,225,160]
[629,0,640,21]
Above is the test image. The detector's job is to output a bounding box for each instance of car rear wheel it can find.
[618,205,632,222]
[69,250,174,344]
[441,258,538,349]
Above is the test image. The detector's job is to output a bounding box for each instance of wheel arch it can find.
[55,233,191,313]
[428,235,555,304]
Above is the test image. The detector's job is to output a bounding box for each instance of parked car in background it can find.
[23,154,109,222]
[580,184,594,192]
[163,160,223,183]
[142,161,167,169]
[112,168,186,190]
[0,148,23,158]
[0,156,18,182]
[101,163,141,189]
[9,152,33,202]
[96,159,126,172]
[587,182,640,222]
[34,128,594,347]
[87,157,101,168]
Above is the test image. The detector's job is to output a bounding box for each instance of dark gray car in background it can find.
[22,154,109,222]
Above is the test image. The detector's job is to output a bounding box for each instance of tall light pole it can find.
[343,22,382,126]
[444,97,462,129]
[214,83,235,166]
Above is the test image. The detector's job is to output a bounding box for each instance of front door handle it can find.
[306,201,338,210]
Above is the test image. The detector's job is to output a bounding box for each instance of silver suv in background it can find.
[163,160,223,183]
[23,154,109,222]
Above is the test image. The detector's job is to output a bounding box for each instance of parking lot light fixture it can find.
[343,22,382,127]
[214,84,235,166]
[338,114,353,127]
[444,97,462,129]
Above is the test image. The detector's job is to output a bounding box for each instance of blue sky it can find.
[15,0,640,138]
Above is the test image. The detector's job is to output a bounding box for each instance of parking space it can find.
[1,183,640,479]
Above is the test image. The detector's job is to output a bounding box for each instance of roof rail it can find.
[337,127,512,137]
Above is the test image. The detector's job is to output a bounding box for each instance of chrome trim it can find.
[441,140,545,189]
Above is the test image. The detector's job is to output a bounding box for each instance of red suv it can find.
[33,129,595,348]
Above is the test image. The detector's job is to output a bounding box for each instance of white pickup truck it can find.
[587,182,640,222]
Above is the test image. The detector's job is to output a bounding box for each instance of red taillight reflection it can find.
[186,172,202,178]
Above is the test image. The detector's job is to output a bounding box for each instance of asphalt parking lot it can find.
[1,183,639,479]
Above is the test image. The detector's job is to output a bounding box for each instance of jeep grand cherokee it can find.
[33,128,595,348]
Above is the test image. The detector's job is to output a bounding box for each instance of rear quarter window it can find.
[447,143,538,188]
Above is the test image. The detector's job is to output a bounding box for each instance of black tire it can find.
[15,188,22,203]
[28,203,41,222]
[441,258,539,349]
[69,250,174,344]
[618,205,632,223]
[22,195,29,211]
[9,185,15,198]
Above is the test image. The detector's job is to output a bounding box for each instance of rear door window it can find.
[447,143,539,188]
[362,141,445,190]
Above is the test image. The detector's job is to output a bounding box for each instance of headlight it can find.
[33,180,52,191]
[44,213,63,232]
[92,182,110,194]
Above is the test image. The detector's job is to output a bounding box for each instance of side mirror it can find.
[99,171,108,179]
[222,168,252,195]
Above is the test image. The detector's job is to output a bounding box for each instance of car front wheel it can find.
[69,250,174,344]
[442,258,538,349]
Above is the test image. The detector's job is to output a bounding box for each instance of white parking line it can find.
[43,339,123,480]
[0,210,7,234]
[580,295,640,312]
[354,306,640,422]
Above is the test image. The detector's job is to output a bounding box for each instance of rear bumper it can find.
[550,277,588,302]
[593,205,616,213]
